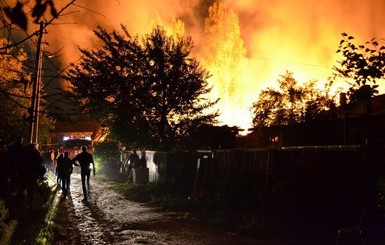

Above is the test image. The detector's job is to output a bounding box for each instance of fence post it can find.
[265,149,271,192]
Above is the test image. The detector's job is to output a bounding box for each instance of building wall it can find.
[145,151,167,182]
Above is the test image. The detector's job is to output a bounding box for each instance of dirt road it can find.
[51,173,285,245]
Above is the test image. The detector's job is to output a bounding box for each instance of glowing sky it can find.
[4,0,385,129]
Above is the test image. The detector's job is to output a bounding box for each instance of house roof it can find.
[53,120,100,134]
[341,93,385,116]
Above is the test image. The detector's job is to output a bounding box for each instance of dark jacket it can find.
[73,152,95,174]
[60,156,74,177]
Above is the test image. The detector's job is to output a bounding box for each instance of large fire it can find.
[5,0,385,130]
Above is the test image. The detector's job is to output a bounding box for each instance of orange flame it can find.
[13,0,385,130]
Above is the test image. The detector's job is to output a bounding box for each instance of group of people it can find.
[56,151,75,198]
[0,136,96,211]
[0,136,46,211]
[56,146,96,202]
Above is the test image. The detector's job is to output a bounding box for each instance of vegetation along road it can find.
[51,173,284,245]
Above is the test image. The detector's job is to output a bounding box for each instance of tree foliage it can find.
[333,33,385,105]
[0,39,52,142]
[0,0,76,51]
[251,71,337,128]
[2,0,58,31]
[65,25,218,150]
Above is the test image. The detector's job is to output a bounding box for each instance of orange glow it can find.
[14,0,385,130]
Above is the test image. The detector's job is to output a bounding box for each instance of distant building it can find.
[190,125,238,149]
[45,120,106,150]
[241,93,385,148]
[338,93,385,146]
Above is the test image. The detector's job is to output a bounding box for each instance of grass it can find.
[3,172,61,245]
[0,200,17,244]
[102,175,342,242]
[101,176,285,238]
[34,174,62,244]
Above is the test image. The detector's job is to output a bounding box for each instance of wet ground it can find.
[50,172,286,245]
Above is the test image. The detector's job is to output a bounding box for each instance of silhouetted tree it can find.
[0,1,78,142]
[65,25,218,150]
[0,39,53,142]
[2,0,58,30]
[333,33,385,106]
[0,0,75,51]
[251,71,337,128]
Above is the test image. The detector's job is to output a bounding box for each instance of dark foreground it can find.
[51,173,291,245]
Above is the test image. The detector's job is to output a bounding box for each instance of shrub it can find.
[93,141,121,177]
[0,200,17,244]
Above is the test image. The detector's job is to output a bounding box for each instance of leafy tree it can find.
[333,33,385,106]
[0,39,52,143]
[251,71,337,128]
[64,25,218,150]
[202,1,247,106]
[1,0,75,51]
[2,0,58,31]
[0,1,79,144]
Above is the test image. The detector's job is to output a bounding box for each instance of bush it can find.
[0,200,17,244]
[93,141,121,177]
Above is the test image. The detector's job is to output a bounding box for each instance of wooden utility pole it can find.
[29,21,44,144]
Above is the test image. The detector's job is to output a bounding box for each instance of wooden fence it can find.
[181,145,375,204]
[122,145,380,209]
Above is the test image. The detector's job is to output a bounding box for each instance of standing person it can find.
[138,151,147,168]
[56,153,64,185]
[127,150,139,182]
[72,145,95,202]
[23,143,44,211]
[7,136,26,201]
[50,149,55,171]
[60,152,75,198]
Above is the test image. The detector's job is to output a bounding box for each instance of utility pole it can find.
[29,21,44,144]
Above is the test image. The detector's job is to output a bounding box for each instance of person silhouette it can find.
[59,151,75,198]
[7,136,26,202]
[127,150,139,182]
[72,146,95,202]
[56,153,64,186]
[138,151,147,168]
[50,149,55,171]
[23,143,44,210]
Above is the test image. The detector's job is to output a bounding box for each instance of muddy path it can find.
[51,173,285,245]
